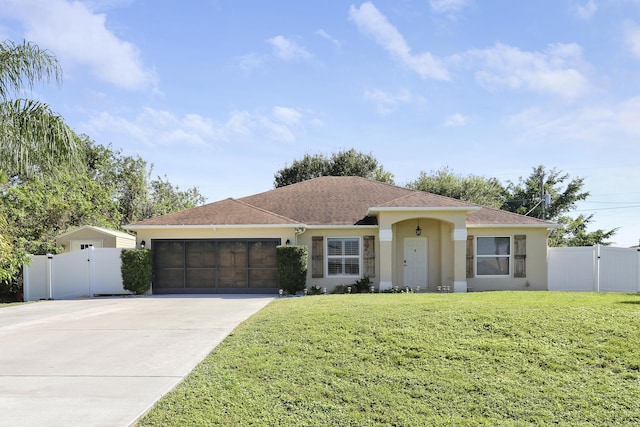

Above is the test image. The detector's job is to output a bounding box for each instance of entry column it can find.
[379,228,393,290]
[452,228,468,292]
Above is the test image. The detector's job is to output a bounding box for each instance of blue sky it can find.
[1,0,639,246]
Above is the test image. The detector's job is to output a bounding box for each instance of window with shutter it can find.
[466,235,474,278]
[476,236,511,277]
[363,236,375,278]
[327,237,360,276]
[312,236,324,278]
[513,235,526,278]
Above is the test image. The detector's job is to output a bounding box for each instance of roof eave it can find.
[305,224,379,229]
[368,206,481,215]
[124,223,306,231]
[467,223,561,229]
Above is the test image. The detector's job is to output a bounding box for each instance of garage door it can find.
[152,239,280,294]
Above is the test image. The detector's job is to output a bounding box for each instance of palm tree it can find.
[0,40,77,287]
[0,40,77,176]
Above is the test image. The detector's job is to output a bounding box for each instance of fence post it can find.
[23,257,30,301]
[46,253,54,299]
[594,244,601,293]
[88,246,95,298]
[637,248,640,292]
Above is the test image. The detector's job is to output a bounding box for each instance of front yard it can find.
[137,292,640,426]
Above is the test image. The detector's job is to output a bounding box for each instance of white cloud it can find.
[468,42,590,99]
[81,106,307,147]
[444,113,469,127]
[349,2,449,80]
[236,53,265,72]
[623,20,640,59]
[575,0,597,20]
[316,29,342,50]
[0,0,156,90]
[430,0,470,14]
[272,106,302,127]
[364,88,413,114]
[267,35,311,61]
[508,97,640,142]
[260,118,296,142]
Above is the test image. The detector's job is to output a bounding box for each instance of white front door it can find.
[404,237,428,287]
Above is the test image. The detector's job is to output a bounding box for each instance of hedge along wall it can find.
[276,245,308,295]
[120,249,152,295]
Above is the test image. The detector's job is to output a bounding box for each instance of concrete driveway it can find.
[0,295,274,427]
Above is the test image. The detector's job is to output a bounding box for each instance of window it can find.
[476,237,511,276]
[327,237,360,276]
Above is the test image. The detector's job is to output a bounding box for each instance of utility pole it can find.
[540,174,545,220]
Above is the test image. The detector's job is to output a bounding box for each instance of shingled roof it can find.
[128,176,554,228]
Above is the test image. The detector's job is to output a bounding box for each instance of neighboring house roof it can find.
[127,176,555,228]
[56,225,135,239]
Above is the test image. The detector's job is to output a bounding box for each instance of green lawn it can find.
[137,292,640,426]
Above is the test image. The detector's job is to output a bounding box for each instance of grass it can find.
[137,292,640,426]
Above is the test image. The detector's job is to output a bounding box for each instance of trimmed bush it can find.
[120,249,152,295]
[276,245,308,295]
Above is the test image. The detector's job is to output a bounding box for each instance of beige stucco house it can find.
[125,176,557,294]
[56,225,136,253]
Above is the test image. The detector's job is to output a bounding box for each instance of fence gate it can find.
[23,248,128,301]
[548,245,640,292]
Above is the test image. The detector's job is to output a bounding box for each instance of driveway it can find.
[0,295,274,427]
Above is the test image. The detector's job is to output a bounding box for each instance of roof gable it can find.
[56,225,134,239]
[130,198,300,226]
[376,191,478,209]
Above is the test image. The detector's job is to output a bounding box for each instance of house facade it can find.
[125,176,556,294]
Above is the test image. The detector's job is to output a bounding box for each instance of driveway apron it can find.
[0,295,274,427]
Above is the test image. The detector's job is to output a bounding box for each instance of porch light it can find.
[415,220,422,236]
[140,240,146,249]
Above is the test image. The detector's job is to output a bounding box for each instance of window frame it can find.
[475,236,512,278]
[326,236,362,277]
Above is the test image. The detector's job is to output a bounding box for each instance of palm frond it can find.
[0,40,62,101]
[0,99,78,176]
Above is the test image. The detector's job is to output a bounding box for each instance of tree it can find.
[502,166,589,220]
[0,40,77,287]
[549,214,617,247]
[0,135,206,292]
[145,176,207,219]
[407,166,505,208]
[274,148,394,187]
[0,40,77,176]
[502,166,617,246]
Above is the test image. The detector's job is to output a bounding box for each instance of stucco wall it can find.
[465,227,549,291]
[296,227,379,291]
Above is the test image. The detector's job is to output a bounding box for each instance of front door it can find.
[404,237,428,287]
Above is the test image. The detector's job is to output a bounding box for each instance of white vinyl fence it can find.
[548,245,640,292]
[23,247,130,301]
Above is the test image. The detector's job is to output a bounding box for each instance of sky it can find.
[0,0,639,247]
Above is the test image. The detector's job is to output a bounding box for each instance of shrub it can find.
[308,285,324,295]
[276,245,308,295]
[351,276,373,293]
[120,249,152,295]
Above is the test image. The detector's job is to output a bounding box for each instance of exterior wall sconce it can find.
[140,240,146,249]
[285,239,291,245]
[415,221,422,236]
